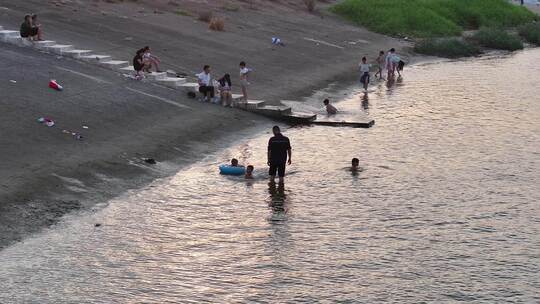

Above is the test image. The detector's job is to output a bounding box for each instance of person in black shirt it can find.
[267,125,292,184]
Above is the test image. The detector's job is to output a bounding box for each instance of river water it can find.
[1,49,539,303]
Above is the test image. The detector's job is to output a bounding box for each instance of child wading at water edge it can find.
[239,61,251,102]
[323,98,338,115]
[359,57,371,91]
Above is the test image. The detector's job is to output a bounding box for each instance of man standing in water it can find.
[268,126,292,184]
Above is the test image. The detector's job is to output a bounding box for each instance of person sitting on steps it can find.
[218,74,233,107]
[197,65,215,102]
[142,46,163,73]
[133,49,148,79]
[20,14,43,41]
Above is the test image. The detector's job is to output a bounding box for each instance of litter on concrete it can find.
[49,79,63,91]
[37,117,55,127]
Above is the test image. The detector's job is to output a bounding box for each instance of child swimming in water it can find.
[351,158,360,171]
[231,158,240,167]
[245,165,254,179]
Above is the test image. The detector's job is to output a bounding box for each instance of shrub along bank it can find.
[331,0,538,38]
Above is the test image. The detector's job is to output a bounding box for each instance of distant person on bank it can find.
[268,126,292,184]
[197,65,215,102]
[323,98,337,115]
[239,61,251,102]
[20,14,43,41]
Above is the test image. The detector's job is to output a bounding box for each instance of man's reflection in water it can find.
[361,92,369,111]
[268,182,288,216]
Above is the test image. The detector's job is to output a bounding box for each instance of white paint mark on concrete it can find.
[56,67,111,84]
[303,37,344,49]
[125,87,191,109]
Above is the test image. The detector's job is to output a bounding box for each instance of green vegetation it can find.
[472,27,523,50]
[518,22,540,45]
[331,0,538,38]
[414,38,480,58]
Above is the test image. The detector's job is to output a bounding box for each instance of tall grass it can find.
[473,27,524,50]
[414,38,480,58]
[518,22,540,45]
[331,0,538,38]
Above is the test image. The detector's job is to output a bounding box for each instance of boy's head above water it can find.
[323,98,330,105]
[352,158,359,168]
[246,165,254,173]
[231,158,239,167]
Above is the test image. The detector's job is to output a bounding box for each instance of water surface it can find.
[1,50,539,303]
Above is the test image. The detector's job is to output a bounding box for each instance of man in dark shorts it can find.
[267,126,292,184]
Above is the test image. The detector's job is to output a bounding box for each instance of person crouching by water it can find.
[20,14,43,41]
[197,65,215,102]
[323,98,337,115]
[218,74,233,107]
[268,126,292,184]
[359,57,371,91]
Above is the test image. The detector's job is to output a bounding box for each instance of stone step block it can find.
[46,44,74,54]
[100,60,130,69]
[235,100,265,110]
[178,82,199,93]
[147,72,168,80]
[157,77,187,89]
[63,49,92,58]
[79,54,112,62]
[0,30,19,42]
[33,40,56,48]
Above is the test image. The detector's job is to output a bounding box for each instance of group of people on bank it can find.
[195,61,252,106]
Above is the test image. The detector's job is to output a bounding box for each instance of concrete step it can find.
[4,35,24,46]
[178,82,199,93]
[0,30,19,42]
[157,77,187,88]
[147,72,168,80]
[46,44,74,54]
[120,65,135,72]
[100,60,130,69]
[235,100,265,110]
[254,105,292,117]
[63,49,92,58]
[33,40,56,48]
[232,93,245,102]
[79,54,112,62]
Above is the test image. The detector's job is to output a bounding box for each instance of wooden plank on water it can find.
[311,120,375,128]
